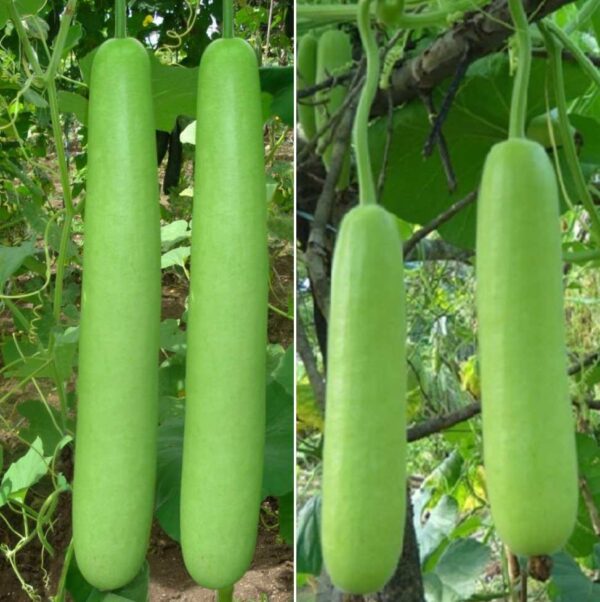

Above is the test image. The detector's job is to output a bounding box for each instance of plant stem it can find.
[45,0,77,83]
[47,80,75,322]
[507,0,532,139]
[223,0,234,38]
[217,585,234,602]
[565,0,600,34]
[355,0,379,206]
[3,299,30,332]
[52,539,74,602]
[563,248,600,263]
[115,0,127,38]
[540,23,600,246]
[545,20,600,89]
[296,0,483,27]
[7,1,44,76]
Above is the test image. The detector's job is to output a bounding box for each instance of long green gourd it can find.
[315,29,352,190]
[477,138,578,555]
[73,37,160,590]
[180,37,268,590]
[321,0,407,593]
[298,32,318,141]
[476,0,578,556]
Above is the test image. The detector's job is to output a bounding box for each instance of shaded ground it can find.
[0,496,292,602]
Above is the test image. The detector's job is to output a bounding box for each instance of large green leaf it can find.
[370,54,591,249]
[0,437,50,506]
[262,379,294,497]
[18,400,73,454]
[0,240,36,288]
[66,557,149,601]
[259,66,293,126]
[155,415,184,541]
[430,538,491,598]
[550,552,600,601]
[297,495,322,575]
[567,433,600,557]
[278,491,294,545]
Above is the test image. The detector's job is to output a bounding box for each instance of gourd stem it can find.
[565,0,600,34]
[115,0,127,38]
[296,0,485,27]
[223,0,234,38]
[507,0,531,139]
[217,585,234,602]
[355,0,380,206]
[545,20,600,90]
[539,23,600,246]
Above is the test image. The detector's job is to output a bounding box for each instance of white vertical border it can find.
[292,0,298,598]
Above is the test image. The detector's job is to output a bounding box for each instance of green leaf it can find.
[160,220,190,251]
[61,23,83,55]
[567,434,600,557]
[159,319,186,354]
[432,538,491,598]
[0,240,36,287]
[551,552,600,601]
[278,491,294,545]
[423,573,460,602]
[266,343,285,377]
[371,54,591,250]
[259,66,293,126]
[18,400,72,454]
[415,494,460,564]
[0,437,49,506]
[159,356,186,397]
[150,57,198,132]
[161,246,190,270]
[262,380,293,497]
[23,87,48,108]
[271,345,293,395]
[180,121,195,144]
[58,90,88,125]
[66,556,149,601]
[155,415,184,541]
[297,495,322,575]
[268,211,294,242]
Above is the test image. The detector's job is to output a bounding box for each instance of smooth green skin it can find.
[73,38,161,591]
[315,29,352,191]
[298,33,318,141]
[526,111,576,149]
[180,38,268,590]
[322,205,407,594]
[476,139,578,556]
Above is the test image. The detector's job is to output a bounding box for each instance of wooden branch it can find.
[297,309,326,410]
[580,477,600,536]
[305,97,359,320]
[371,0,578,117]
[407,402,481,442]
[403,190,477,257]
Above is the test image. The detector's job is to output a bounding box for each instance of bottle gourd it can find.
[298,32,318,141]
[315,29,352,190]
[180,38,268,590]
[322,204,407,594]
[73,38,161,591]
[476,138,578,556]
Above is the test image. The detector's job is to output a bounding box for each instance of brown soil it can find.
[0,495,292,602]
